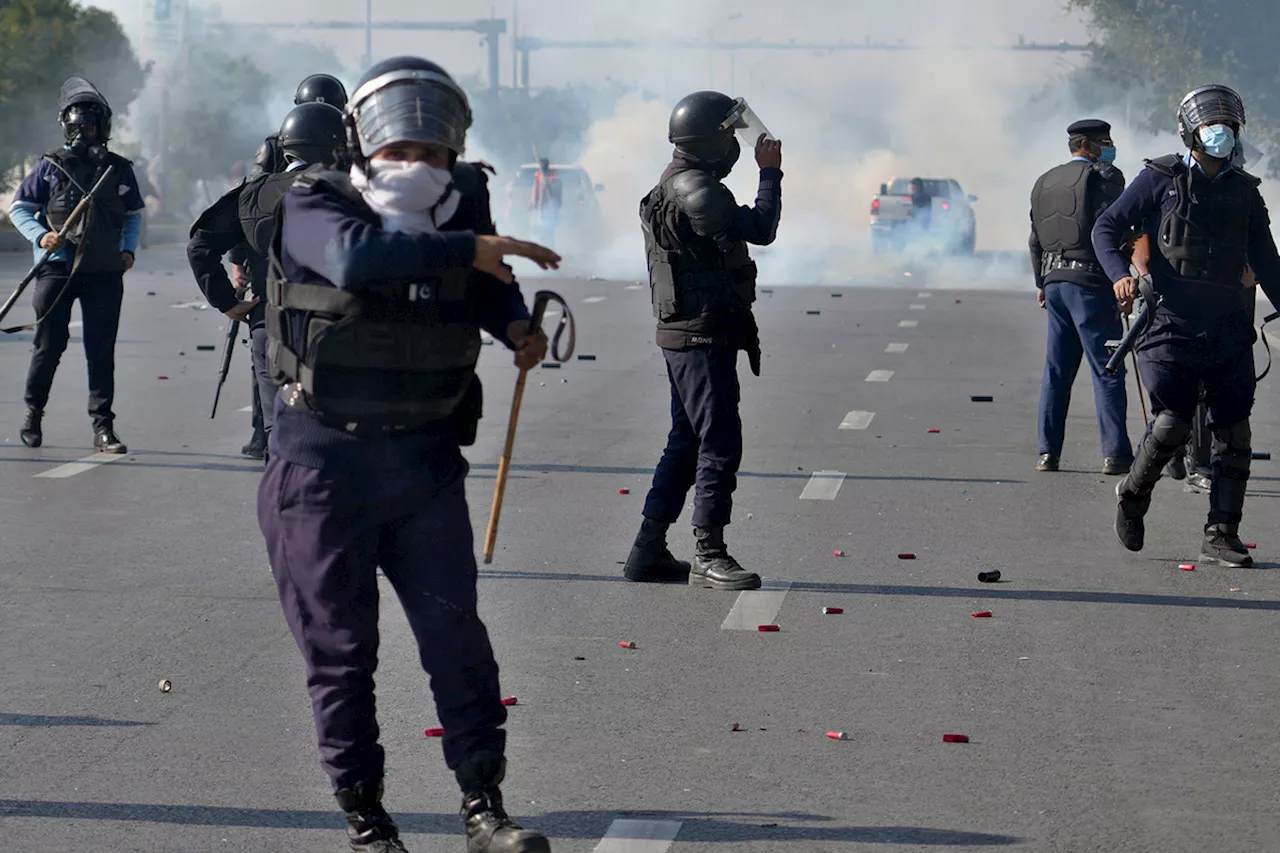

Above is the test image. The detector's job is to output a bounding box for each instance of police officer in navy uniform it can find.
[187,101,347,462]
[1093,85,1280,567]
[259,56,560,853]
[1030,118,1133,475]
[249,73,348,179]
[8,77,145,453]
[623,90,782,591]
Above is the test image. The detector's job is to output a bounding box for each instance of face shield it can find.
[350,71,472,158]
[720,98,774,147]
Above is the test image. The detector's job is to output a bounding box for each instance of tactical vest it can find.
[44,149,129,273]
[238,171,299,258]
[640,172,757,323]
[1147,154,1257,286]
[1030,160,1118,276]
[264,169,482,430]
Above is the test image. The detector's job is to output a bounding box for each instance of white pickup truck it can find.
[869,177,978,255]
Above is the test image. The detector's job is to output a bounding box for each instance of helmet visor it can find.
[352,72,471,157]
[720,97,774,146]
[1181,87,1246,130]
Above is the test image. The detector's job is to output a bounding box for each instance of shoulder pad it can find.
[189,183,243,237]
[1234,168,1263,188]
[1143,154,1185,177]
[293,167,359,200]
[668,169,720,197]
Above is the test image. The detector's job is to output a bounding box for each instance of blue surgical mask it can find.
[1198,123,1236,159]
[1098,146,1117,164]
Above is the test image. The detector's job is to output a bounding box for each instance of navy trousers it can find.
[1037,281,1132,459]
[250,325,275,438]
[258,444,506,791]
[24,265,124,430]
[642,346,743,529]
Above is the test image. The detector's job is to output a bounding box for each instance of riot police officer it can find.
[250,73,348,179]
[8,77,145,453]
[623,90,782,591]
[259,55,560,853]
[187,101,348,461]
[1030,118,1133,475]
[1093,85,1280,567]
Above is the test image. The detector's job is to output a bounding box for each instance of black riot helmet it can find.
[345,55,472,168]
[294,74,348,110]
[1177,84,1246,149]
[668,90,742,178]
[58,76,112,154]
[278,102,348,167]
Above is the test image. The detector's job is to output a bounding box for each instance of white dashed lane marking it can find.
[721,580,793,630]
[592,820,682,853]
[899,320,918,328]
[33,453,127,479]
[909,303,928,310]
[865,370,894,382]
[917,292,933,298]
[582,296,607,303]
[839,410,875,430]
[799,470,846,500]
[885,342,909,353]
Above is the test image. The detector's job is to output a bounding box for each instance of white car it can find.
[870,177,978,255]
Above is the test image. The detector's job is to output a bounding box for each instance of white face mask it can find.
[351,158,462,233]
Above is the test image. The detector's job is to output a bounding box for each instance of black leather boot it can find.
[20,406,42,448]
[93,426,127,454]
[1115,479,1151,552]
[1201,523,1253,568]
[457,752,550,853]
[623,518,691,582]
[690,526,761,590]
[334,779,409,852]
[242,427,267,460]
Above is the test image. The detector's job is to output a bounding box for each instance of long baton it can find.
[1122,312,1150,427]
[0,164,116,327]
[482,292,552,565]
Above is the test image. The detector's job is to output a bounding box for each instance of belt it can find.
[1043,253,1103,275]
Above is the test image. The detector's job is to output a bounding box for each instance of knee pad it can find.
[1150,411,1193,450]
[1213,419,1252,479]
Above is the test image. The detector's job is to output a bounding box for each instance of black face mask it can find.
[674,135,740,179]
[711,137,741,179]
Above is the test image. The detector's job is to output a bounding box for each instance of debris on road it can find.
[1179,563,1195,571]
[806,310,821,315]
[757,625,780,632]
[1253,451,1271,460]
[542,363,561,369]
[833,550,844,557]
[619,640,637,649]
[577,354,596,361]
[574,656,586,661]
[826,731,848,740]
[501,696,518,707]
[977,571,1001,583]
[942,733,970,743]
[157,679,172,693]
[971,611,993,618]
[1244,542,1257,549]
[761,288,774,294]
[971,395,994,402]
[424,728,445,738]
[619,488,630,495]
[157,376,169,380]
[822,607,844,615]
[928,428,941,433]
[146,291,156,296]
[1230,588,1243,593]
[898,553,917,560]
[831,293,842,298]
[732,723,741,732]
[196,345,215,351]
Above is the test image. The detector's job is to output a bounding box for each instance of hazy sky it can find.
[101,0,1092,89]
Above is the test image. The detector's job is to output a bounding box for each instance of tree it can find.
[1069,0,1280,166]
[0,0,148,191]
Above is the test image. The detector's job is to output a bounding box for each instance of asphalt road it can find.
[2,244,1279,852]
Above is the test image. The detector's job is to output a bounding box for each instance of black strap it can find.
[267,278,364,315]
[1258,311,1279,382]
[532,290,576,362]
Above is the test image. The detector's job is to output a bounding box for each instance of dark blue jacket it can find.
[1092,157,1280,337]
[273,166,530,472]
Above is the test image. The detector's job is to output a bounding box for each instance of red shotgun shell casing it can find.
[619,640,636,649]
[619,488,630,495]
[898,553,916,559]
[1179,563,1195,571]
[501,696,517,706]
[928,428,941,433]
[822,607,844,614]
[1244,542,1257,549]
[757,624,780,632]
[833,550,844,557]
[971,611,992,618]
[424,728,445,738]
[732,723,741,731]
[942,733,969,743]
[826,731,848,740]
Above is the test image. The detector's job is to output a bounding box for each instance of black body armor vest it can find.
[641,172,756,325]
[1030,159,1122,280]
[264,169,482,431]
[1147,154,1258,286]
[239,171,299,258]
[44,149,130,273]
